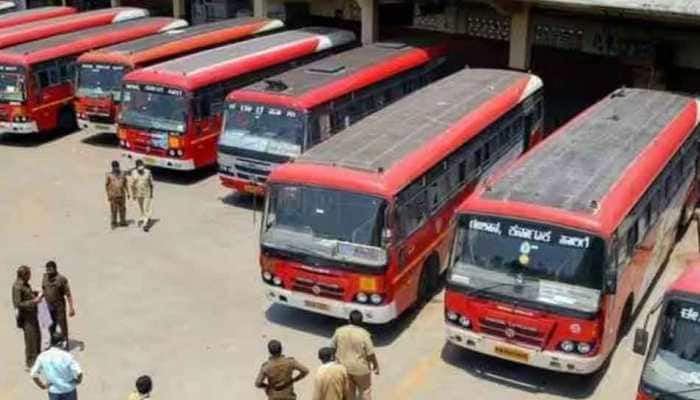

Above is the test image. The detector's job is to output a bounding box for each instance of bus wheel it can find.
[58,107,77,134]
[418,255,440,304]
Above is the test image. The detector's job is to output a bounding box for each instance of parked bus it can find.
[0,1,15,14]
[444,88,700,374]
[75,17,284,134]
[633,261,700,400]
[119,27,356,171]
[217,38,457,195]
[0,6,75,28]
[260,69,544,324]
[0,17,187,135]
[0,7,148,49]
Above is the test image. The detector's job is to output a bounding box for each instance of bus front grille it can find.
[292,277,344,300]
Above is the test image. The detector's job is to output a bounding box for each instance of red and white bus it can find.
[0,7,148,50]
[75,17,284,134]
[217,38,458,195]
[444,89,700,374]
[260,68,544,324]
[0,17,187,135]
[0,6,75,28]
[119,27,356,171]
[634,261,700,400]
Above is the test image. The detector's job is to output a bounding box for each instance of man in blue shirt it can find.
[30,332,83,400]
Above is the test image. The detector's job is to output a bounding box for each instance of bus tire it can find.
[418,255,440,304]
[58,106,77,134]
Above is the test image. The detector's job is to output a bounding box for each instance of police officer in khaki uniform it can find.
[12,265,42,370]
[106,160,128,229]
[42,261,75,349]
[130,159,154,232]
[255,339,309,400]
[331,312,380,400]
[312,347,351,400]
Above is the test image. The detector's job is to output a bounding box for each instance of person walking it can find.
[331,311,379,400]
[254,339,309,400]
[106,160,129,229]
[312,347,351,400]
[42,261,75,350]
[130,159,154,232]
[127,375,154,400]
[30,332,83,400]
[12,265,42,370]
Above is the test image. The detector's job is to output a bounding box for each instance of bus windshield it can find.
[120,85,188,134]
[642,298,700,400]
[77,64,127,101]
[262,184,388,268]
[448,214,605,315]
[220,102,305,158]
[0,69,26,102]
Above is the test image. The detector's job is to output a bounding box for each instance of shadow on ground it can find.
[220,192,264,212]
[145,165,216,186]
[0,128,75,147]
[440,342,606,398]
[81,132,119,148]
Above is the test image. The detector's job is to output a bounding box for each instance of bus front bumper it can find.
[0,121,38,134]
[265,285,398,324]
[446,325,607,374]
[78,118,116,134]
[219,173,265,195]
[122,151,195,170]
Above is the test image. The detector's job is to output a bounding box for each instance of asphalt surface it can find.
[0,128,697,400]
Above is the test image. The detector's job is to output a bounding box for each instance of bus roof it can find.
[77,17,283,68]
[270,69,542,197]
[461,88,700,237]
[0,7,148,49]
[123,27,356,92]
[227,38,449,109]
[670,264,700,297]
[0,6,75,30]
[0,17,187,67]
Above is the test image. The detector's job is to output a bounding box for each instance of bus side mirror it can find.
[604,267,617,294]
[381,228,393,247]
[633,328,649,355]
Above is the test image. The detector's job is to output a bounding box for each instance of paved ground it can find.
[0,128,697,400]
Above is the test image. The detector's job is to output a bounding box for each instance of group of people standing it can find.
[256,311,380,400]
[105,159,154,232]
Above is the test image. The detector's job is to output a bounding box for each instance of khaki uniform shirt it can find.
[332,325,375,376]
[106,172,128,199]
[127,392,153,400]
[12,279,37,317]
[130,169,153,199]
[255,356,309,400]
[312,362,350,400]
[42,273,70,307]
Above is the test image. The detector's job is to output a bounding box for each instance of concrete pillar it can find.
[173,0,185,18]
[357,0,378,44]
[254,0,268,18]
[110,0,121,7]
[508,5,532,70]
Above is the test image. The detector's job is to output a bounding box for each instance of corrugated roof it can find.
[522,0,700,19]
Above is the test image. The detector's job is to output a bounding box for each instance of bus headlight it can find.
[446,311,459,322]
[262,271,273,282]
[560,341,575,353]
[176,149,183,157]
[577,342,592,355]
[272,276,283,286]
[13,115,30,123]
[458,316,471,328]
[355,292,368,303]
[370,294,383,305]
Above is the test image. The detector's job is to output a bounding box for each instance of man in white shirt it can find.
[30,332,82,400]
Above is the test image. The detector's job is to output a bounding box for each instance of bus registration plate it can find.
[304,300,329,311]
[494,345,529,363]
[143,157,157,166]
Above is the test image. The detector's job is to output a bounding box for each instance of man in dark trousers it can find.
[105,160,128,229]
[42,261,75,350]
[255,339,309,400]
[12,265,43,370]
